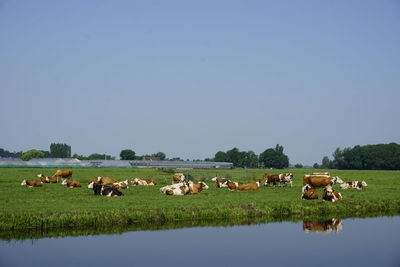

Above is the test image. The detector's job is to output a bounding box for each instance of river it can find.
[0,216,399,267]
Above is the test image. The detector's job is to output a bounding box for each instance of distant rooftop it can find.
[0,152,20,159]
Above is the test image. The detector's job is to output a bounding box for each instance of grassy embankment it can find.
[0,168,399,232]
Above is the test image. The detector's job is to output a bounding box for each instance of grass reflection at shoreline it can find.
[1,212,398,241]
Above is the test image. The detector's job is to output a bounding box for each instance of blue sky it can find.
[0,0,399,165]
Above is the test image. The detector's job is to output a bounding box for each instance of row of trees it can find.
[1,144,291,168]
[212,144,290,169]
[314,143,400,170]
[0,144,117,161]
[0,144,73,161]
[119,150,167,161]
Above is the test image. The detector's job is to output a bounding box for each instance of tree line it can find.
[4,142,399,170]
[0,143,291,169]
[314,143,400,170]
[0,144,183,162]
[212,144,289,169]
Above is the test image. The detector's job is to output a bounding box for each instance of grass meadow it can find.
[0,167,399,233]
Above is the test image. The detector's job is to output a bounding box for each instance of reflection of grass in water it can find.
[1,168,400,235]
[1,212,398,241]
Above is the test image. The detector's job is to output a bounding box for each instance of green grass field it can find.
[1,168,399,232]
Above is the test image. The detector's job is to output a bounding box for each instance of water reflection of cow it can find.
[303,218,343,233]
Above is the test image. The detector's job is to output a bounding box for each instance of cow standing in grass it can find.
[53,170,72,179]
[303,175,343,188]
[263,173,293,187]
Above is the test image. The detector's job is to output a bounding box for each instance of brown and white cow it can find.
[21,179,42,187]
[303,218,343,233]
[97,176,118,185]
[189,181,209,194]
[112,180,129,189]
[340,181,368,190]
[61,179,82,188]
[310,172,330,176]
[88,177,118,188]
[263,173,293,187]
[37,174,58,183]
[92,183,123,197]
[172,173,185,184]
[303,175,343,188]
[322,185,343,202]
[87,179,101,188]
[210,177,231,188]
[131,178,157,186]
[53,169,72,179]
[227,180,261,191]
[301,184,318,200]
[160,182,191,196]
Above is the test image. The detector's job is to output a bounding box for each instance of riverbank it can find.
[1,168,399,232]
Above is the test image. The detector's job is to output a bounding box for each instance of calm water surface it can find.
[1,216,399,267]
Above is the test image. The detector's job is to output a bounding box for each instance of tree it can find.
[152,152,166,160]
[120,149,136,160]
[294,163,303,168]
[225,148,242,167]
[214,151,227,162]
[321,156,331,169]
[50,143,71,158]
[313,163,320,169]
[327,143,400,170]
[242,151,259,168]
[21,149,45,161]
[259,144,289,169]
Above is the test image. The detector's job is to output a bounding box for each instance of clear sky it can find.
[1,0,399,165]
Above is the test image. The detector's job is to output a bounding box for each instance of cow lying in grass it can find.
[189,181,209,194]
[210,177,231,188]
[172,173,185,184]
[61,179,81,188]
[340,181,368,190]
[322,185,343,202]
[112,180,129,189]
[301,184,318,200]
[160,182,190,195]
[21,179,42,187]
[88,177,119,188]
[131,178,157,186]
[227,180,261,191]
[92,183,123,197]
[159,181,209,195]
[37,174,58,183]
[97,176,118,185]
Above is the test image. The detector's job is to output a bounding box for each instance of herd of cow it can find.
[20,170,368,201]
